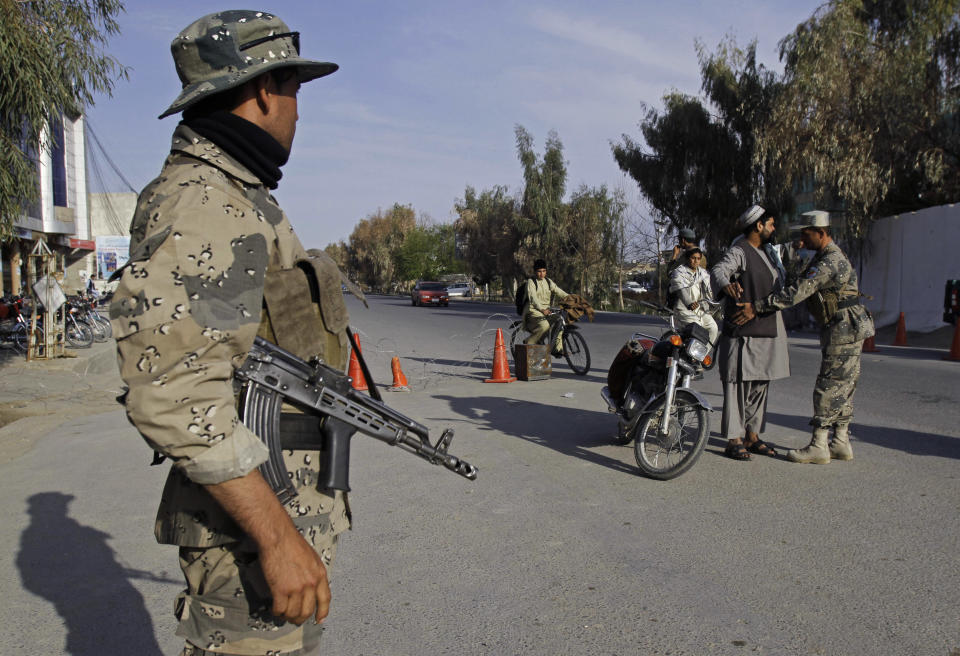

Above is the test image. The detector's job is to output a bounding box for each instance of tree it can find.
[0,0,128,238]
[347,204,415,291]
[454,185,523,293]
[565,184,627,302]
[613,37,790,259]
[395,223,465,282]
[758,0,960,239]
[323,241,350,271]
[515,125,567,258]
[612,93,741,259]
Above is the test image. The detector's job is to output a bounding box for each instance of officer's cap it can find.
[159,10,338,119]
[736,205,766,229]
[799,210,830,229]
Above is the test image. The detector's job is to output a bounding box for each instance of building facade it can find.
[1,113,95,297]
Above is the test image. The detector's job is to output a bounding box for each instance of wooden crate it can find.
[514,344,551,380]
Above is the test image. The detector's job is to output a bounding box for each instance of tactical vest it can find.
[722,243,779,338]
[257,250,351,370]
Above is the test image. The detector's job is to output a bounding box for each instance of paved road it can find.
[0,296,957,655]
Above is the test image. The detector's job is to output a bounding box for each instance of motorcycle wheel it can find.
[94,315,113,339]
[632,389,708,480]
[12,324,28,353]
[85,317,108,343]
[562,330,590,376]
[66,320,94,348]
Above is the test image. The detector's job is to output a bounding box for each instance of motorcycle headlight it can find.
[685,338,709,363]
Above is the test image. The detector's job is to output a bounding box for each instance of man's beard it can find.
[763,232,778,245]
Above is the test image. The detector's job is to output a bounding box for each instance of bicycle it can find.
[508,307,591,376]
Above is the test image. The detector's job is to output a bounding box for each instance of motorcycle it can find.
[601,301,715,480]
[0,296,29,353]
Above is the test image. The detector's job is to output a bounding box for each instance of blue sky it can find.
[86,1,824,249]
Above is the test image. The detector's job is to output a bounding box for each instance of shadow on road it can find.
[763,411,960,460]
[405,356,608,384]
[434,394,636,475]
[17,492,173,655]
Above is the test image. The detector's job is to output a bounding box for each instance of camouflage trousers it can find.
[811,342,863,429]
[176,535,338,656]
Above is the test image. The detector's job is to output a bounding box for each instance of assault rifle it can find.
[236,336,477,503]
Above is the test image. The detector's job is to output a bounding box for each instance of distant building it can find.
[1,112,94,295]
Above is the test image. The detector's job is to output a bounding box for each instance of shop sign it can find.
[69,238,96,250]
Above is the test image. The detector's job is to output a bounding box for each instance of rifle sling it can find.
[347,326,383,403]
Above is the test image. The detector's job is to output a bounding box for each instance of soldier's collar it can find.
[169,124,266,187]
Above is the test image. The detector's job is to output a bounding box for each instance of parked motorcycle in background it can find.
[601,301,714,480]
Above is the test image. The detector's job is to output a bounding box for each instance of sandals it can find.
[745,439,777,457]
[724,442,751,461]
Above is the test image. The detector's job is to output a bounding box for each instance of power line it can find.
[85,118,137,193]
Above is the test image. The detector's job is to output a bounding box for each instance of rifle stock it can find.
[236,337,477,501]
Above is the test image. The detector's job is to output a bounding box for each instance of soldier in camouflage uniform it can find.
[110,11,351,655]
[733,211,875,464]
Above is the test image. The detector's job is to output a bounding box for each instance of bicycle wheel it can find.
[562,329,590,375]
[632,390,708,480]
[66,320,94,348]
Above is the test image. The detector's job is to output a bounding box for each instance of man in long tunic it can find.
[733,211,874,463]
[711,205,790,460]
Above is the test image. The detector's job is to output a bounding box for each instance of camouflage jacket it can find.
[754,241,875,347]
[110,124,350,548]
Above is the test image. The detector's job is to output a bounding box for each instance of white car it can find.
[613,281,645,294]
[446,282,472,297]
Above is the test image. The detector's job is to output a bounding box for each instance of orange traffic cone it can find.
[944,321,960,362]
[347,335,368,391]
[893,312,908,346]
[862,335,879,352]
[388,356,410,391]
[484,328,516,383]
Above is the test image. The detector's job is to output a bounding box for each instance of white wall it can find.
[861,204,959,333]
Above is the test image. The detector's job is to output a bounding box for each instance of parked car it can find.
[446,282,472,297]
[612,281,646,294]
[411,281,449,307]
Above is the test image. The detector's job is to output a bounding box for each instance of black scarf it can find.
[181,111,288,189]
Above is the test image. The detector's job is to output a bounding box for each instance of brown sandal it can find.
[745,439,777,457]
[724,442,751,460]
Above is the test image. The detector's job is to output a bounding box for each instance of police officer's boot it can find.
[787,428,831,464]
[829,424,854,461]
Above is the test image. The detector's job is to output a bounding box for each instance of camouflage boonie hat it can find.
[159,10,338,119]
[799,210,830,229]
